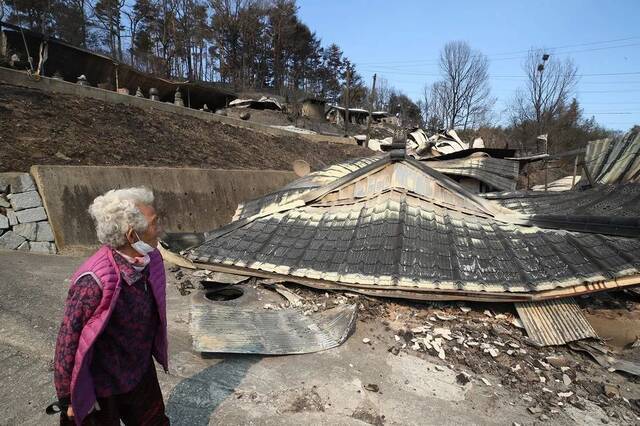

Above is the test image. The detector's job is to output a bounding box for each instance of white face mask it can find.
[131,231,156,256]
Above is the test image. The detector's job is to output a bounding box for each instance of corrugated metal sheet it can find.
[191,295,356,354]
[515,298,598,346]
[582,129,640,185]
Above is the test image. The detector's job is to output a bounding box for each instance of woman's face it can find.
[134,203,162,248]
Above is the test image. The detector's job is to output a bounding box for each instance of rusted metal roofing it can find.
[515,298,598,346]
[188,154,640,301]
[583,129,640,185]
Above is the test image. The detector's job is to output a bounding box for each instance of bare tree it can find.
[510,49,578,133]
[422,81,450,131]
[424,41,494,130]
[374,76,391,111]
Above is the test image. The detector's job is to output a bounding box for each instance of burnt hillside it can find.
[0,83,370,173]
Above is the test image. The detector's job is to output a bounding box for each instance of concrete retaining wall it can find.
[0,67,355,146]
[30,165,297,251]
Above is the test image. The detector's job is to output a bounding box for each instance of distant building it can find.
[299,97,326,120]
[326,105,388,125]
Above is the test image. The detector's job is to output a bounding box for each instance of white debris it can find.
[558,391,573,398]
[480,378,491,386]
[511,318,525,329]
[494,314,508,320]
[483,310,494,317]
[508,342,520,349]
[435,312,456,321]
[433,327,453,340]
[459,306,472,313]
[511,364,521,372]
[362,338,371,344]
[562,374,572,386]
[394,335,401,342]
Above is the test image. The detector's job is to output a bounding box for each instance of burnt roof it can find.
[189,155,640,299]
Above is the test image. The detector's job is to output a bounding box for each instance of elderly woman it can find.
[52,187,169,425]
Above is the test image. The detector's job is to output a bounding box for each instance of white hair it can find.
[88,187,154,248]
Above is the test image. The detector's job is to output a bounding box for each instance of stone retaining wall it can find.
[0,173,57,253]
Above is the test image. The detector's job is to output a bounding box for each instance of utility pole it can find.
[344,67,351,136]
[365,73,377,149]
[542,136,551,191]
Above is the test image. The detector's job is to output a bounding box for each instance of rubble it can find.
[164,261,640,422]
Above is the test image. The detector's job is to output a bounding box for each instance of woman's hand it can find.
[67,406,74,418]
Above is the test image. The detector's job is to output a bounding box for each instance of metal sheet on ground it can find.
[190,297,357,354]
[569,341,640,377]
[515,297,598,346]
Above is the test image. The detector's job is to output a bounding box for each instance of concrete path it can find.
[0,250,611,425]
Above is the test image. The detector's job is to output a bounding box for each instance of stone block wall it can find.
[0,173,57,253]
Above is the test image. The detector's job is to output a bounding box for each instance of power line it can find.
[358,69,640,78]
[353,37,640,66]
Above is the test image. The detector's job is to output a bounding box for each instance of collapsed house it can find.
[0,21,236,110]
[404,129,520,193]
[186,148,640,303]
[326,105,388,125]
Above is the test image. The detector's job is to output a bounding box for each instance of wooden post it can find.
[583,162,595,187]
[544,159,548,191]
[571,154,579,188]
[365,73,377,149]
[344,67,351,136]
[543,136,549,191]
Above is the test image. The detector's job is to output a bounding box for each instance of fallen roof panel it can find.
[515,298,598,346]
[190,293,356,354]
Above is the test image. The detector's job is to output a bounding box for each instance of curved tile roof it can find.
[189,155,640,298]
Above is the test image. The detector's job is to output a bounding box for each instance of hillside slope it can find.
[0,83,370,172]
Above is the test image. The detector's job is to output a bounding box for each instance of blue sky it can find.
[297,0,640,130]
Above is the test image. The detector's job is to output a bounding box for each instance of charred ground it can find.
[0,83,370,173]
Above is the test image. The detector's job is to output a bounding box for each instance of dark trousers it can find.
[60,366,169,425]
